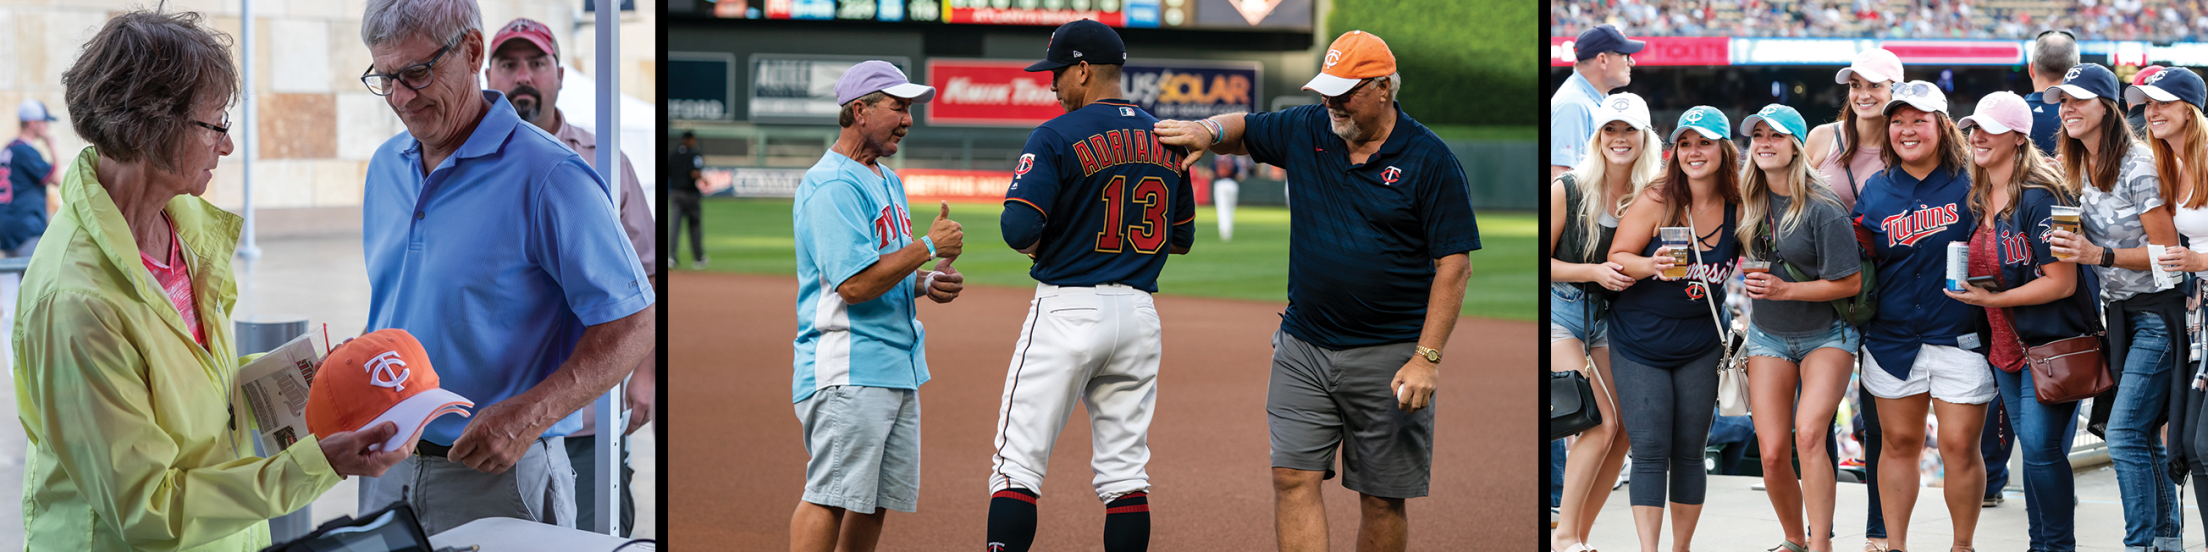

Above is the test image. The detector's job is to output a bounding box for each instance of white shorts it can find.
[1860,344,1996,404]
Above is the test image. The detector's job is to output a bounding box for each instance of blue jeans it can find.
[2110,312,2181,551]
[1994,366,2081,552]
[1550,440,1564,508]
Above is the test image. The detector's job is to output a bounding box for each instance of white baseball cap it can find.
[1592,92,1653,133]
[16,99,56,123]
[1881,80,1950,116]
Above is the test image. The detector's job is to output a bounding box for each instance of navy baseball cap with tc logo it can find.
[1025,19,1127,72]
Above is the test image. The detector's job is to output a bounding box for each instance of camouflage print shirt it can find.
[2081,146,2166,301]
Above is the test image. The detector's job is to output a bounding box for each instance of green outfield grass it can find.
[683,198,1534,321]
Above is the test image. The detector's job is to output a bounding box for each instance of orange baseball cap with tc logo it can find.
[306,328,474,453]
[1304,30,1397,98]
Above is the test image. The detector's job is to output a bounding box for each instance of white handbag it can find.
[1686,214,1752,416]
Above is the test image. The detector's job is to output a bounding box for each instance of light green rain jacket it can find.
[12,148,340,551]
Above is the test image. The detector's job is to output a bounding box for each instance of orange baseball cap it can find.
[306,329,474,453]
[1304,30,1397,97]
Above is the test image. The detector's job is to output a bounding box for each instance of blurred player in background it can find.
[1212,153,1250,241]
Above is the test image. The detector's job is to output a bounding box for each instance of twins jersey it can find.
[1005,99,1196,293]
[1851,164,1983,379]
[791,151,929,404]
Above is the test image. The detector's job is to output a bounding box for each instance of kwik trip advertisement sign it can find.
[925,58,1261,126]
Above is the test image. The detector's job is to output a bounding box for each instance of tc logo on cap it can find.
[1685,110,1706,123]
[1759,105,1782,116]
[2067,67,2082,81]
[366,351,411,392]
[1326,50,1341,68]
[2150,70,2171,85]
[1611,97,1630,110]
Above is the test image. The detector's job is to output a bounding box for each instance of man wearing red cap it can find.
[1155,30,1480,552]
[484,17,656,537]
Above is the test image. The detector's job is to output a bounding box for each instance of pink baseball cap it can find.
[1958,91,2032,135]
[1835,48,1904,85]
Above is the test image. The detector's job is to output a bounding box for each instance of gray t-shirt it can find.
[1751,190,1863,336]
[2081,146,2165,301]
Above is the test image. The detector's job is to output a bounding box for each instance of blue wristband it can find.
[921,235,937,258]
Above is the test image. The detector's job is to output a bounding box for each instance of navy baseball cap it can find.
[2044,63,2121,102]
[1573,25,1645,61]
[1025,19,1127,72]
[2128,67,2208,111]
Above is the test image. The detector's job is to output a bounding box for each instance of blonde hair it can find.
[1564,125,1663,256]
[2150,101,2208,209]
[1967,131,2073,223]
[1738,132,1841,246]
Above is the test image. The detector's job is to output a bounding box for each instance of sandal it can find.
[1552,543,1597,552]
[1770,542,1807,552]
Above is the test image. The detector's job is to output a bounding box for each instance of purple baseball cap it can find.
[835,60,935,106]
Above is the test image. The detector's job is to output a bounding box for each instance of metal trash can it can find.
[235,315,310,542]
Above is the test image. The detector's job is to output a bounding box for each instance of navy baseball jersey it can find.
[1982,187,2099,353]
[1241,104,1481,350]
[1002,99,1196,293]
[1851,164,1984,379]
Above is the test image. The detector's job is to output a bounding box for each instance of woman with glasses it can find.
[1944,91,2091,552]
[12,10,411,551]
[1606,104,1741,552]
[1803,48,1904,552]
[1735,103,1862,552]
[1549,92,1660,552]
[1851,81,1989,552]
[2045,63,2188,552]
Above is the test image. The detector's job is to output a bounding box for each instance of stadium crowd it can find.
[1552,0,2208,43]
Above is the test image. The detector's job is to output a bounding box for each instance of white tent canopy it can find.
[553,63,660,216]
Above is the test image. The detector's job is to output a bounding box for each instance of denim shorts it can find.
[1744,319,1859,364]
[1549,282,1609,348]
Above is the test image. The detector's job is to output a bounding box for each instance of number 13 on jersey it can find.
[1094,175,1170,254]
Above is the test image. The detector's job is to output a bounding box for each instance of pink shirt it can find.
[139,212,203,346]
[1814,129,1886,210]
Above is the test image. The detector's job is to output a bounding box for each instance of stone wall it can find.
[0,0,655,236]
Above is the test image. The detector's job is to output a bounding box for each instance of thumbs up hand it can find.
[927,201,964,260]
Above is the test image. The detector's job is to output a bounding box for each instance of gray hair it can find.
[2032,31,2078,78]
[1384,72,1402,102]
[360,0,482,48]
[838,91,888,128]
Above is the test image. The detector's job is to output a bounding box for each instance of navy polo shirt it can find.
[2024,91,2062,158]
[1241,103,1481,350]
[1984,187,2099,348]
[1,140,50,250]
[1851,163,1984,379]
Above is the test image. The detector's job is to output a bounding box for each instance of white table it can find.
[427,517,640,551]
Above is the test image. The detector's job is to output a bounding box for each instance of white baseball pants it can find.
[989,283,1161,502]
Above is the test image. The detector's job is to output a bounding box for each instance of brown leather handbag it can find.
[2003,309,2112,404]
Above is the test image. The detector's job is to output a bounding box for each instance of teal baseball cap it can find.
[1739,104,1808,141]
[1668,106,1730,143]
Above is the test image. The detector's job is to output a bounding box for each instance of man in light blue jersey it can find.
[789,59,967,552]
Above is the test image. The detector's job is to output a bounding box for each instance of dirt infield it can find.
[669,271,1536,550]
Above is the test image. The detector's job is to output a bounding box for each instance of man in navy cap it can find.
[1551,24,1643,180]
[788,59,964,552]
[3,99,62,257]
[985,18,1194,552]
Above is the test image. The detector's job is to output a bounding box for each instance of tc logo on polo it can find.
[1381,166,1403,185]
[366,351,411,393]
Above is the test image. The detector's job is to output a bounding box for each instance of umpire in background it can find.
[670,130,706,269]
[1155,30,1479,552]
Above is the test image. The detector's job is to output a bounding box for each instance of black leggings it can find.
[1613,348,1721,507]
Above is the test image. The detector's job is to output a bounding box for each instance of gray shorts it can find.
[796,385,921,514]
[356,437,576,536]
[1267,330,1433,498]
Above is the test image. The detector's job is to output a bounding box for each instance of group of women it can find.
[1550,47,2208,552]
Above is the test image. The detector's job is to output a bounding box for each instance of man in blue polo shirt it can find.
[789,60,968,552]
[3,99,63,257]
[1552,24,1641,181]
[350,0,656,534]
[1155,30,1479,552]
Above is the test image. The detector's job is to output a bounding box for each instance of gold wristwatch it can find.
[1415,346,1441,364]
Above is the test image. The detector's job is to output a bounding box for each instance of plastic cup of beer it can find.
[2050,205,2082,260]
[1660,227,1692,279]
[1741,260,1771,274]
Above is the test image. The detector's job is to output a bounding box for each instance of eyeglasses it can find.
[1324,78,1376,104]
[191,114,230,138]
[361,40,456,96]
